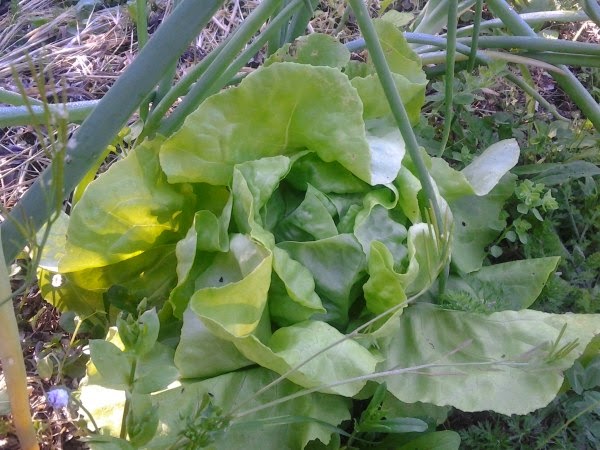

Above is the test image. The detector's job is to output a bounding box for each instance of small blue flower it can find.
[47,388,70,409]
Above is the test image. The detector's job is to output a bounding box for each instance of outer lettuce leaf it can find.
[202,316,378,397]
[426,257,561,312]
[149,368,350,449]
[278,234,367,328]
[371,20,425,85]
[160,63,377,185]
[80,367,351,450]
[60,139,194,272]
[465,257,560,310]
[462,139,520,196]
[451,174,516,273]
[379,304,600,414]
[174,306,253,378]
[266,33,351,69]
[351,74,425,125]
[40,211,178,316]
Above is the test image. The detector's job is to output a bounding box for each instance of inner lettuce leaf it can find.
[278,234,367,329]
[188,233,272,337]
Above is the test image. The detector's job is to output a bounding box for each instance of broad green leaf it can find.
[189,234,272,337]
[132,342,179,394]
[512,160,600,185]
[270,247,325,327]
[351,73,425,125]
[398,431,461,450]
[202,316,378,397]
[372,19,425,85]
[468,257,560,310]
[146,367,351,449]
[37,211,70,271]
[175,306,253,379]
[429,157,474,202]
[381,10,415,27]
[380,304,600,414]
[38,268,104,319]
[65,244,178,295]
[160,63,376,185]
[278,234,367,328]
[267,33,351,69]
[88,340,131,390]
[451,174,516,273]
[461,139,520,196]
[365,121,406,185]
[60,140,194,272]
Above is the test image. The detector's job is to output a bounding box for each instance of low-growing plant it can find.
[1,0,600,448]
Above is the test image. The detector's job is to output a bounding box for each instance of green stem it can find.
[136,0,150,120]
[0,101,98,127]
[159,0,284,136]
[120,358,137,440]
[0,88,43,106]
[457,35,600,55]
[520,52,600,68]
[467,0,483,71]
[438,0,459,156]
[456,10,588,37]
[347,0,444,232]
[486,0,600,131]
[0,232,39,450]
[582,0,600,27]
[1,0,224,265]
[136,0,148,49]
[406,34,568,121]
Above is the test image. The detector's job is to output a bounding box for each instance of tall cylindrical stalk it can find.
[0,233,39,450]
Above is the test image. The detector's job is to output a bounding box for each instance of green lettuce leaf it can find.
[174,306,253,378]
[270,247,325,327]
[201,315,378,397]
[60,139,194,272]
[266,33,351,69]
[188,234,272,337]
[160,63,375,185]
[379,304,600,414]
[148,368,351,449]
[278,234,367,328]
[451,174,516,273]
